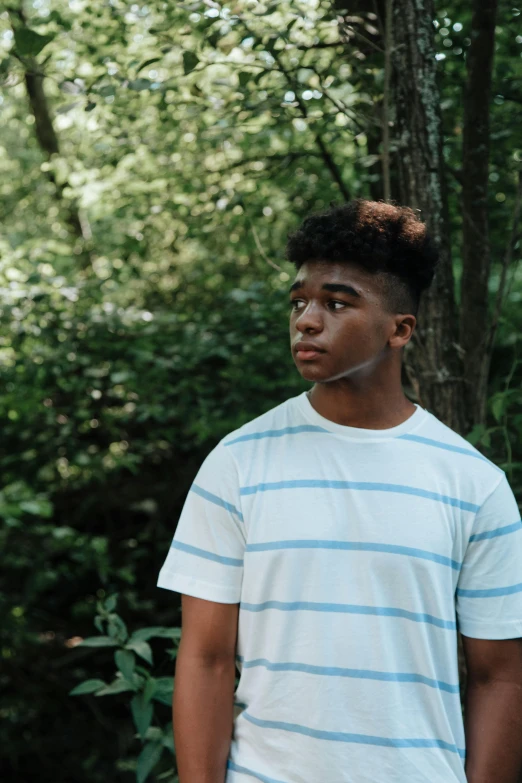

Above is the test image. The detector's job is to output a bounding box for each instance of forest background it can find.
[1,0,521,781]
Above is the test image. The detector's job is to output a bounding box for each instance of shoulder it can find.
[420,412,501,468]
[220,395,298,449]
[404,409,505,503]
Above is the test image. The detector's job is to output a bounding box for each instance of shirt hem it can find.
[157,570,241,604]
[458,618,522,639]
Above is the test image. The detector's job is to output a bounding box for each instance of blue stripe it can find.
[240,480,479,512]
[240,600,456,630]
[242,711,466,758]
[235,655,460,694]
[224,425,329,445]
[469,519,522,542]
[456,582,522,598]
[245,539,461,570]
[171,539,243,567]
[190,483,243,522]
[398,433,502,471]
[227,759,289,783]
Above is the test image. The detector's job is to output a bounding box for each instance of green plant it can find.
[70,595,180,783]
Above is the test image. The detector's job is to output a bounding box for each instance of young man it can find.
[158,200,522,783]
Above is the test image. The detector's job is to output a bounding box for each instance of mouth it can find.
[295,349,325,361]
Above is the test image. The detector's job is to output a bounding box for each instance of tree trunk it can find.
[460,0,498,426]
[9,10,93,270]
[24,68,89,245]
[390,0,467,435]
[389,0,471,705]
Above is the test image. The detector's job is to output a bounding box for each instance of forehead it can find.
[290,260,383,301]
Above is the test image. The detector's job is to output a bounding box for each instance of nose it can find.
[294,301,323,334]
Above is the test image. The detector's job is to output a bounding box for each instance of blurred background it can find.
[0,1,521,782]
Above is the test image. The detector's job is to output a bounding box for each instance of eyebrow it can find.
[288,280,362,299]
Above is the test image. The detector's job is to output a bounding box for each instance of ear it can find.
[388,314,416,349]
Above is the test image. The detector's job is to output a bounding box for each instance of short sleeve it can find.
[456,473,522,639]
[157,439,245,604]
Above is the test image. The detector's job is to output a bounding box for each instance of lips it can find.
[294,341,325,353]
[293,341,326,361]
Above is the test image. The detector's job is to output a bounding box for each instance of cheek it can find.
[330,315,380,354]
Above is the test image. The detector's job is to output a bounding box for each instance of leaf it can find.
[69,679,106,696]
[136,741,163,783]
[464,423,486,446]
[492,395,505,423]
[137,57,161,74]
[131,693,153,738]
[182,51,199,75]
[131,627,181,642]
[126,638,153,664]
[127,78,152,91]
[13,28,54,57]
[207,31,221,48]
[107,614,128,643]
[111,370,131,383]
[104,594,118,612]
[115,649,135,680]
[162,723,175,753]
[264,36,278,55]
[144,726,163,743]
[56,102,81,115]
[60,80,82,94]
[152,677,174,706]
[19,499,52,516]
[98,85,116,98]
[95,678,136,696]
[238,71,251,88]
[79,635,120,647]
[143,677,157,703]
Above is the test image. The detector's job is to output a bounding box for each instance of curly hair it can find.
[284,199,439,316]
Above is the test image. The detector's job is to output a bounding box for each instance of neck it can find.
[307,382,416,430]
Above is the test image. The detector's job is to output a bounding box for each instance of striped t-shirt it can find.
[157,391,522,783]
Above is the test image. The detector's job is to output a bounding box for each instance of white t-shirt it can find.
[158,391,522,783]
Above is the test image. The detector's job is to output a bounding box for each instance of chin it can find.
[295,365,330,381]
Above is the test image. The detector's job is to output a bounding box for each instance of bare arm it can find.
[173,594,239,783]
[462,635,522,783]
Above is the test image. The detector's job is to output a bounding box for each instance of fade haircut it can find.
[284,199,439,316]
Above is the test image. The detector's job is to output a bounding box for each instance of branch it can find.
[304,64,370,134]
[212,151,321,174]
[238,18,351,201]
[277,60,351,200]
[249,220,284,273]
[337,17,385,54]
[291,41,344,50]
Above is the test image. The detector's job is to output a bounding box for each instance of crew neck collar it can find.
[296,390,428,442]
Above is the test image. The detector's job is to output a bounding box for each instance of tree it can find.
[0,1,520,781]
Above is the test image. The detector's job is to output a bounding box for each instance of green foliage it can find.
[0,0,520,781]
[70,595,179,783]
[13,27,54,58]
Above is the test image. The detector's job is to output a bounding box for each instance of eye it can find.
[289,299,348,311]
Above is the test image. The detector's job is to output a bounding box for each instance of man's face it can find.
[288,260,411,383]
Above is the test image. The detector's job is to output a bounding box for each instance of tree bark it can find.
[460,0,498,426]
[9,10,93,269]
[390,0,467,434]
[24,68,89,244]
